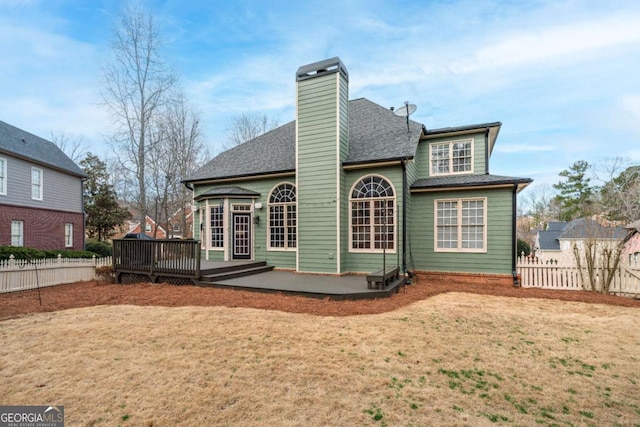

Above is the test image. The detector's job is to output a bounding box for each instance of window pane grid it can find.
[210,206,224,248]
[436,199,485,251]
[269,184,297,249]
[269,205,285,248]
[0,158,5,194]
[431,140,472,175]
[31,168,42,199]
[350,176,395,251]
[65,223,73,247]
[11,220,23,246]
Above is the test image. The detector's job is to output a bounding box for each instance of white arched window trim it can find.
[268,182,297,250]
[349,174,396,254]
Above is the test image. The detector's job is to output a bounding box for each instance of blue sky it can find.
[1,0,639,194]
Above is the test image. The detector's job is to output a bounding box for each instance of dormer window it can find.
[430,139,473,176]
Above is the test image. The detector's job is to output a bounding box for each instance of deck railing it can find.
[112,239,201,281]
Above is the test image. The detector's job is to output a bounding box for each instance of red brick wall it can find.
[0,204,84,250]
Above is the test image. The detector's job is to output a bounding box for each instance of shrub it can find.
[0,246,46,260]
[43,250,98,259]
[517,238,531,256]
[85,240,113,257]
[0,246,100,260]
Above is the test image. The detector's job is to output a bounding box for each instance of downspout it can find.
[402,159,412,282]
[512,183,518,286]
[484,127,490,174]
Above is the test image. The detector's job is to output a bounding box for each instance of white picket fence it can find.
[0,255,112,293]
[517,255,640,297]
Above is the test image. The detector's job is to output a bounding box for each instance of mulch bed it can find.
[1,277,639,320]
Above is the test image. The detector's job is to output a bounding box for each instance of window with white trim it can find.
[0,157,6,195]
[430,139,473,176]
[65,223,73,247]
[31,167,43,200]
[268,183,296,249]
[350,175,395,252]
[435,197,486,252]
[11,220,23,247]
[210,205,224,248]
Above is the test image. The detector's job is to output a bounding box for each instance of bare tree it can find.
[150,93,209,237]
[594,157,640,223]
[50,131,86,163]
[571,219,626,293]
[224,112,279,149]
[100,2,177,227]
[521,184,559,230]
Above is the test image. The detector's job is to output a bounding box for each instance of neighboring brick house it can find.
[183,58,532,285]
[0,120,86,250]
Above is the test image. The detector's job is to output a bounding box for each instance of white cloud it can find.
[453,14,640,74]
[496,144,556,154]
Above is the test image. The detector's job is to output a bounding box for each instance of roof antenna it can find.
[394,101,417,132]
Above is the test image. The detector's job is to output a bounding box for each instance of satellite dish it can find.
[394,101,417,117]
[393,101,417,132]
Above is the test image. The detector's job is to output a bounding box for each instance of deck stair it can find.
[196,261,274,284]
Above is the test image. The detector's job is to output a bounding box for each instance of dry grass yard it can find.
[1,292,639,426]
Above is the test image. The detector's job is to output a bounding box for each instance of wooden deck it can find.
[112,239,405,299]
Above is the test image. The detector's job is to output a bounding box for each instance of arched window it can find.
[350,175,395,252]
[268,183,297,249]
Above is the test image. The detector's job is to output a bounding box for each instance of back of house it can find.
[183,57,532,285]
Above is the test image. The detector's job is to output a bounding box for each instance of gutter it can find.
[342,156,414,169]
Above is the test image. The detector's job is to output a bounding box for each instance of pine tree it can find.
[80,153,131,241]
[553,160,595,221]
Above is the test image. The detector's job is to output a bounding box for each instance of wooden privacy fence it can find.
[0,255,112,293]
[517,255,640,297]
[112,239,201,283]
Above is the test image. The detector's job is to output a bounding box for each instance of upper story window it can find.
[430,139,473,176]
[350,175,395,253]
[268,183,296,249]
[0,157,6,195]
[31,167,43,200]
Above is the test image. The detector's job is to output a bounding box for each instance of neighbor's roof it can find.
[184,98,423,183]
[558,218,628,240]
[537,230,562,251]
[546,222,566,231]
[411,174,532,191]
[0,120,86,177]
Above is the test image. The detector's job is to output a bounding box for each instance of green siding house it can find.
[183,57,532,284]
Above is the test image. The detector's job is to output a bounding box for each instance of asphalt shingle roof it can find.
[411,174,532,190]
[0,120,85,177]
[558,218,627,240]
[194,186,261,200]
[536,218,628,251]
[184,98,422,183]
[537,230,562,250]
